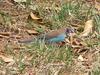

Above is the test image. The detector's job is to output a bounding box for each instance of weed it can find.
[0,11,12,27]
[94,15,100,37]
[92,68,100,75]
[0,0,100,74]
[22,39,73,68]
[17,51,26,73]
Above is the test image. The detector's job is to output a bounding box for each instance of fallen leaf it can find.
[0,32,11,36]
[10,35,22,39]
[69,37,87,54]
[26,29,38,35]
[5,0,15,5]
[95,2,100,11]
[96,0,100,3]
[0,35,9,38]
[54,70,60,75]
[78,55,84,61]
[30,12,41,20]
[14,0,26,2]
[0,55,15,66]
[80,20,93,37]
[30,12,44,24]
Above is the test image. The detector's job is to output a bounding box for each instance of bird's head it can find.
[65,27,75,36]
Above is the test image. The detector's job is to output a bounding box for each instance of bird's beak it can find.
[68,32,76,36]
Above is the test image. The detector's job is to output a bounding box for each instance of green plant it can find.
[18,52,26,73]
[23,39,73,67]
[94,15,100,38]
[0,11,12,27]
[90,67,100,75]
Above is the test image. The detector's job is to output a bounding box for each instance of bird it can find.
[18,27,75,44]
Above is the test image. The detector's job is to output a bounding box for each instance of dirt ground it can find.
[0,0,100,75]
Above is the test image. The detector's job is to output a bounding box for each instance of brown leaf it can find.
[5,0,15,5]
[69,37,87,54]
[95,2,100,11]
[80,20,93,37]
[26,29,38,35]
[10,35,22,39]
[30,12,41,20]
[78,55,84,61]
[14,0,26,2]
[0,35,9,38]
[0,32,11,36]
[0,55,15,64]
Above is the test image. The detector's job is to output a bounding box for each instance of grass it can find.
[2,40,73,74]
[91,68,100,75]
[24,40,73,65]
[0,0,100,75]
[90,53,100,75]
[0,11,12,27]
[94,15,100,37]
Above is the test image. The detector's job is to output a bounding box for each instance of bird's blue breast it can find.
[47,33,66,43]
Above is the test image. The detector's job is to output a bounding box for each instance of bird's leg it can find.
[70,35,73,45]
[57,41,66,47]
[69,33,75,45]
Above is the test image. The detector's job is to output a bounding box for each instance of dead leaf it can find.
[30,12,44,24]
[0,35,9,38]
[5,0,15,5]
[96,0,100,3]
[95,2,100,11]
[0,55,15,66]
[69,37,87,54]
[80,20,93,37]
[14,0,26,2]
[78,55,84,61]
[94,1,100,14]
[26,29,38,35]
[0,32,11,36]
[10,35,22,39]
[30,12,41,20]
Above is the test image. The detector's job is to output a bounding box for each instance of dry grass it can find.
[0,0,100,75]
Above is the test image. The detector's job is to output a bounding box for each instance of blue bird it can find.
[18,27,75,43]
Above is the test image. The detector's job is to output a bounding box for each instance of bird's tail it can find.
[18,37,36,43]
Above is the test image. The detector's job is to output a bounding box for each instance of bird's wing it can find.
[45,28,66,39]
[48,33,66,42]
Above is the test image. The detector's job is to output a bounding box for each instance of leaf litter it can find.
[0,0,99,75]
[80,20,93,37]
